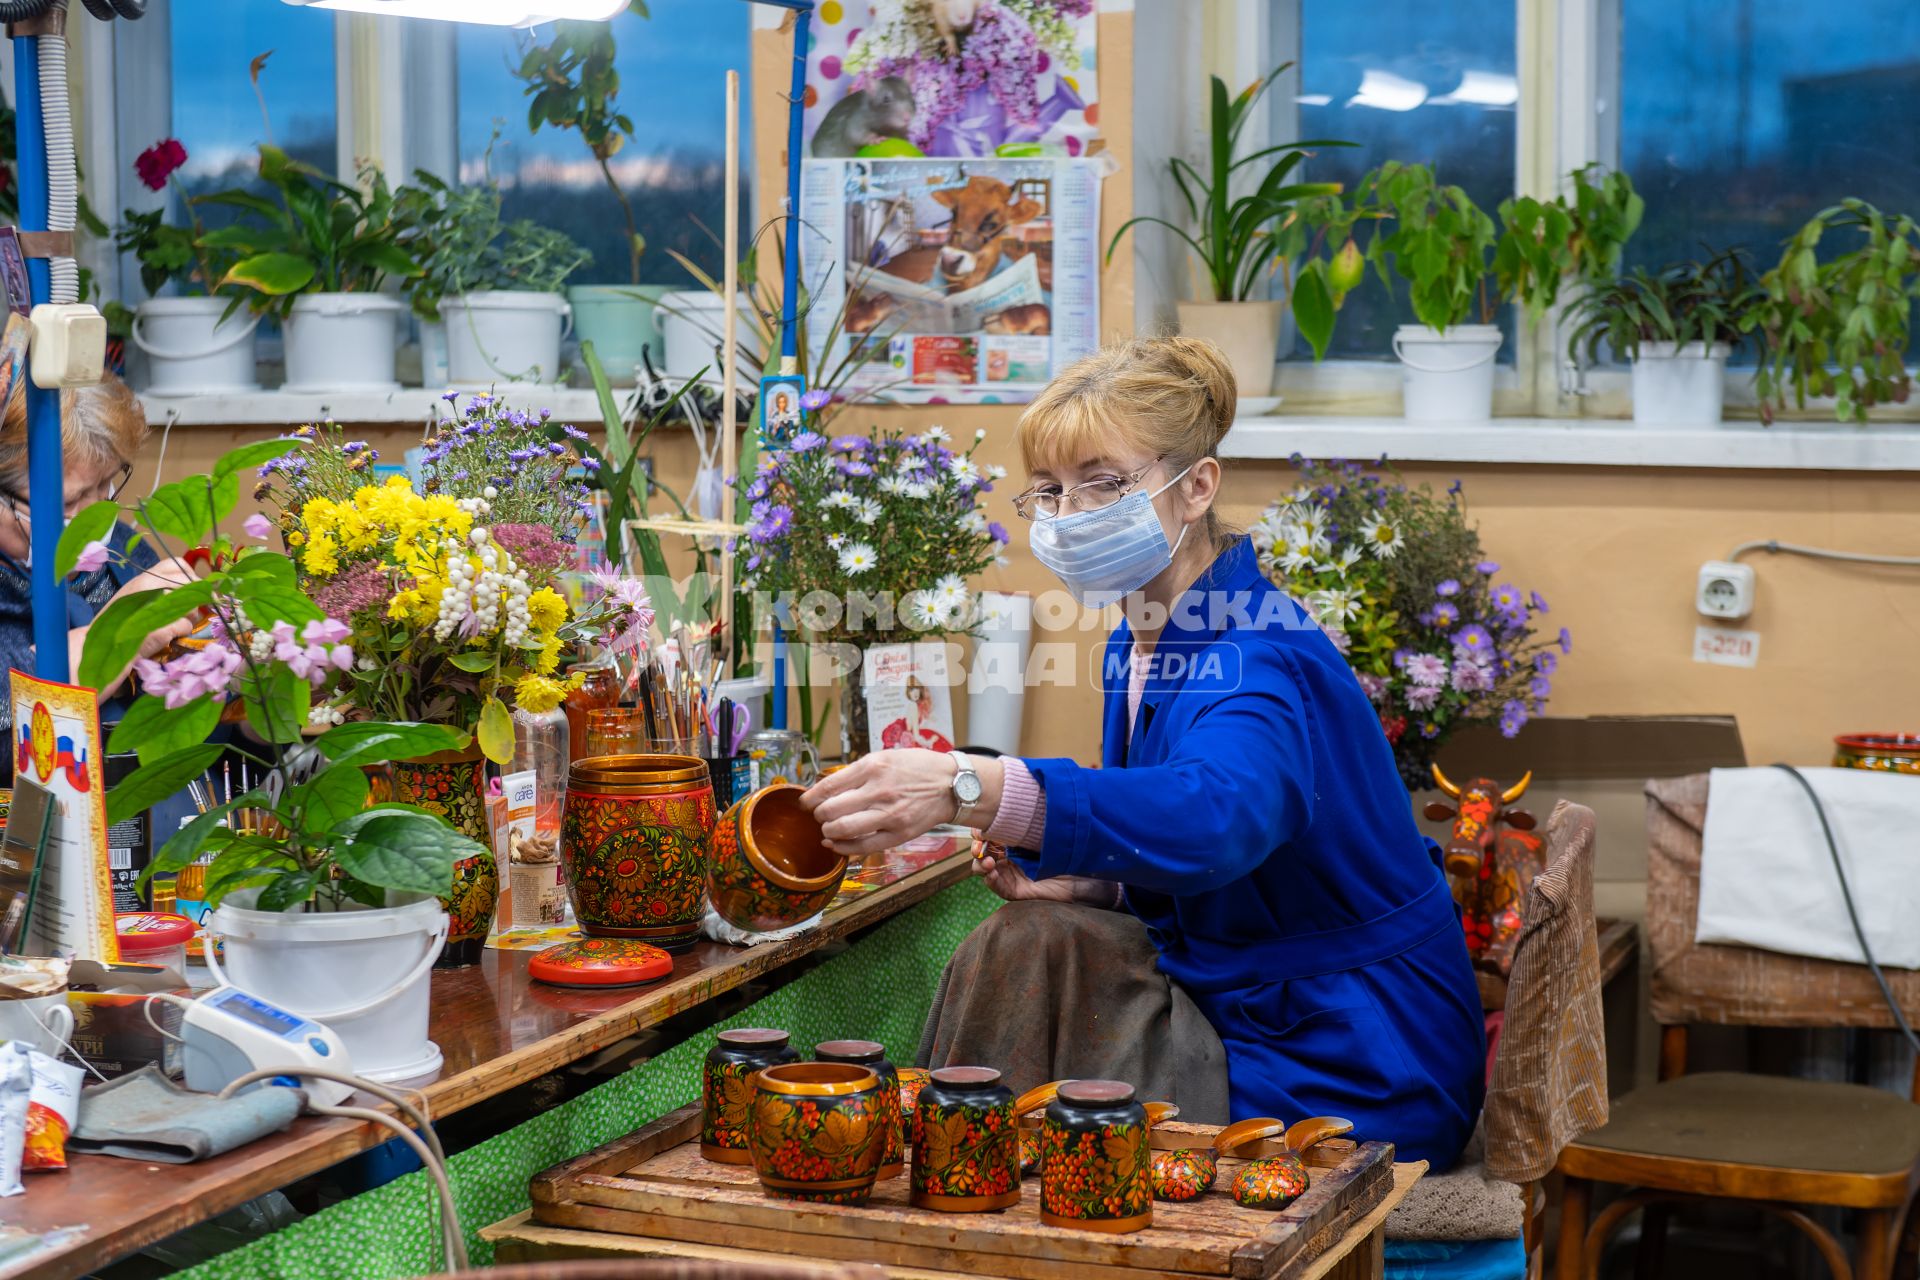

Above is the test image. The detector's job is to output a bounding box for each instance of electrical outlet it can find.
[1697,560,1756,620]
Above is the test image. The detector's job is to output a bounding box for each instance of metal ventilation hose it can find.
[36,21,78,303]
[0,1,54,21]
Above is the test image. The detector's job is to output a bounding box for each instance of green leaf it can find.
[77,579,220,691]
[223,253,317,296]
[106,743,226,826]
[213,439,301,481]
[313,721,470,772]
[286,764,369,834]
[1292,263,1337,362]
[477,695,514,766]
[332,810,482,895]
[238,664,311,745]
[255,870,321,912]
[108,694,222,767]
[55,502,121,579]
[346,240,423,281]
[137,475,238,547]
[448,651,496,673]
[139,795,248,887]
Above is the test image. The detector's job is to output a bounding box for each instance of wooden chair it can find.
[1552,773,1920,1280]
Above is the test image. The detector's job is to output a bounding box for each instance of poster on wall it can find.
[10,671,116,962]
[800,156,1101,403]
[804,0,1101,161]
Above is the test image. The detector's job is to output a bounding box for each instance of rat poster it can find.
[803,0,1101,161]
[862,642,957,754]
[800,155,1100,403]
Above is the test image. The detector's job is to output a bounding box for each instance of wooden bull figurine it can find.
[1425,766,1545,977]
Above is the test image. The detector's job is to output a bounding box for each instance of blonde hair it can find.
[0,376,147,488]
[1016,336,1237,547]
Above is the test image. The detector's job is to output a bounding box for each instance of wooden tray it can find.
[530,1106,1396,1280]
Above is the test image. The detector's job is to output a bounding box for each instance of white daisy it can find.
[1292,509,1331,553]
[986,463,1008,480]
[925,425,951,443]
[827,533,846,550]
[1359,512,1404,559]
[878,475,909,496]
[1279,543,1316,574]
[838,541,879,574]
[855,497,883,525]
[821,489,857,511]
[1336,546,1363,573]
[936,573,968,599]
[948,457,979,484]
[960,510,987,534]
[902,480,934,500]
[1307,587,1361,624]
[905,590,950,630]
[897,453,929,473]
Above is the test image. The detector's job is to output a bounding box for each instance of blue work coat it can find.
[1014,537,1485,1169]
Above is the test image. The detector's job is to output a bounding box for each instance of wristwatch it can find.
[949,751,984,826]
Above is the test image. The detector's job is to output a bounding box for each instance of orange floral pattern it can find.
[391,753,495,957]
[1230,1153,1310,1210]
[1151,1148,1218,1201]
[913,1099,1019,1200]
[749,1088,884,1205]
[708,798,840,932]
[1039,1121,1150,1223]
[562,783,715,942]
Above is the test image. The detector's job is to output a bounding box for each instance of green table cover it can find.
[177,878,999,1280]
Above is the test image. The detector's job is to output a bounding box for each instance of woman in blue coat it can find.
[802,337,1485,1169]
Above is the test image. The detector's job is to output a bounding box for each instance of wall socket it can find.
[1697,560,1756,620]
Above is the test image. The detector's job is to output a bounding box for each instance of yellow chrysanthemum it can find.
[302,531,339,576]
[534,630,564,675]
[526,587,567,632]
[512,672,582,714]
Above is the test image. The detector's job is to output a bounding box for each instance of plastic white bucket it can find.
[658,290,762,392]
[205,892,448,1082]
[282,292,404,393]
[443,290,572,386]
[1632,340,1730,427]
[130,297,260,395]
[569,284,671,385]
[1393,324,1503,424]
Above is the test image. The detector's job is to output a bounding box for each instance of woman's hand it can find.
[800,748,1002,858]
[973,845,1117,908]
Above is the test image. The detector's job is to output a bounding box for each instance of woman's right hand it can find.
[973,845,1115,908]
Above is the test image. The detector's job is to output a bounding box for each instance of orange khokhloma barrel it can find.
[560,754,716,950]
[706,784,849,934]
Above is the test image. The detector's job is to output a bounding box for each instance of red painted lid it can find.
[528,938,673,987]
[930,1065,1001,1088]
[1835,733,1920,752]
[1058,1079,1137,1106]
[114,912,196,953]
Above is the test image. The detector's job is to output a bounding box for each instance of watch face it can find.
[955,772,984,805]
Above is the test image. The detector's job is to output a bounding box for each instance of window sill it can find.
[1222,415,1920,473]
[137,387,621,428]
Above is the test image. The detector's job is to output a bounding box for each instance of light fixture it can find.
[1430,70,1520,109]
[280,0,626,25]
[1348,68,1427,113]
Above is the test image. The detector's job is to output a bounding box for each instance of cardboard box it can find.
[66,960,189,1080]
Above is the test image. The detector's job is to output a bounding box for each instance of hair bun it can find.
[1158,335,1238,448]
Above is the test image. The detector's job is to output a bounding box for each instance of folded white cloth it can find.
[1697,767,1920,969]
[700,907,824,947]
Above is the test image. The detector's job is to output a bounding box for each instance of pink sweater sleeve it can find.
[983,757,1047,850]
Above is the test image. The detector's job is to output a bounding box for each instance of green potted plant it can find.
[116,137,258,395]
[1564,251,1760,427]
[396,172,592,386]
[516,10,672,385]
[1494,165,1642,323]
[203,144,422,393]
[1748,199,1920,424]
[1106,63,1351,398]
[58,438,486,1079]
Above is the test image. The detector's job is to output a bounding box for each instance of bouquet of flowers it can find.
[260,394,654,763]
[846,0,1093,154]
[1251,458,1570,789]
[739,416,1008,744]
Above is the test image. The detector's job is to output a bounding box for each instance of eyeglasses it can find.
[1011,458,1161,521]
[1,459,135,518]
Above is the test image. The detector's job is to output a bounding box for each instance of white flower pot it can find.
[205,891,447,1082]
[1393,324,1503,424]
[443,290,572,386]
[1175,299,1284,398]
[129,297,260,395]
[1631,340,1731,427]
[282,292,404,393]
[658,290,762,393]
[568,284,673,386]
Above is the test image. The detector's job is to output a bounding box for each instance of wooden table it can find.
[0,840,973,1280]
[480,1164,1426,1280]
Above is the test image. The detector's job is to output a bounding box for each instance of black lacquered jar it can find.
[1039,1079,1153,1233]
[815,1039,904,1179]
[701,1027,799,1163]
[910,1065,1021,1211]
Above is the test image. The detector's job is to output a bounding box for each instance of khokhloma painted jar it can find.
[815,1038,904,1179]
[701,1027,799,1164]
[1038,1079,1153,1233]
[911,1065,1020,1212]
[561,754,715,949]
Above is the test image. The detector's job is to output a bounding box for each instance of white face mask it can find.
[1028,463,1194,607]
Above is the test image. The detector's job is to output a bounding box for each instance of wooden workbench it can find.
[0,841,973,1280]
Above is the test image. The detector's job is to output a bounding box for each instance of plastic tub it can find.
[115,911,197,973]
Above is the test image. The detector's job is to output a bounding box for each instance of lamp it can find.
[279,0,625,25]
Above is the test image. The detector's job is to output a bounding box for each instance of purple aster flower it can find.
[508,448,534,464]
[844,460,874,477]
[1392,648,1412,669]
[1489,583,1527,624]
[800,388,832,413]
[1529,674,1552,700]
[1452,660,1494,694]
[1499,700,1529,738]
[1452,623,1494,659]
[790,431,827,453]
[341,440,369,455]
[562,424,589,442]
[1476,560,1499,575]
[746,554,762,571]
[547,441,567,456]
[1530,590,1549,613]
[1404,653,1449,687]
[833,436,866,452]
[988,521,1010,544]
[1435,579,1461,598]
[1559,627,1573,654]
[1535,650,1558,675]
[581,457,601,472]
[1355,673,1388,702]
[1430,601,1460,628]
[1421,722,1441,740]
[1405,684,1441,712]
[1448,479,1463,497]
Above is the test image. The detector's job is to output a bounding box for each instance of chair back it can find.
[1483,799,1608,1184]
[1645,773,1920,1031]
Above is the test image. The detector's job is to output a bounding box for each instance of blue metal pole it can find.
[779,3,812,365]
[12,35,66,684]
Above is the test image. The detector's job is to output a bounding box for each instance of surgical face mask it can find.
[1028,463,1194,607]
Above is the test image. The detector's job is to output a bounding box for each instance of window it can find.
[167,3,338,199]
[455,0,751,288]
[1617,0,1920,290]
[1279,1,1518,360]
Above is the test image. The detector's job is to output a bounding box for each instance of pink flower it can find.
[134,642,243,709]
[134,138,187,192]
[72,539,110,574]
[243,513,272,540]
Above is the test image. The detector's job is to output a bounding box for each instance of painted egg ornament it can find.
[1151,1148,1218,1201]
[1231,1152,1310,1210]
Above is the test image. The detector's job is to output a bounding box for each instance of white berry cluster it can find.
[308,703,347,726]
[433,526,533,645]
